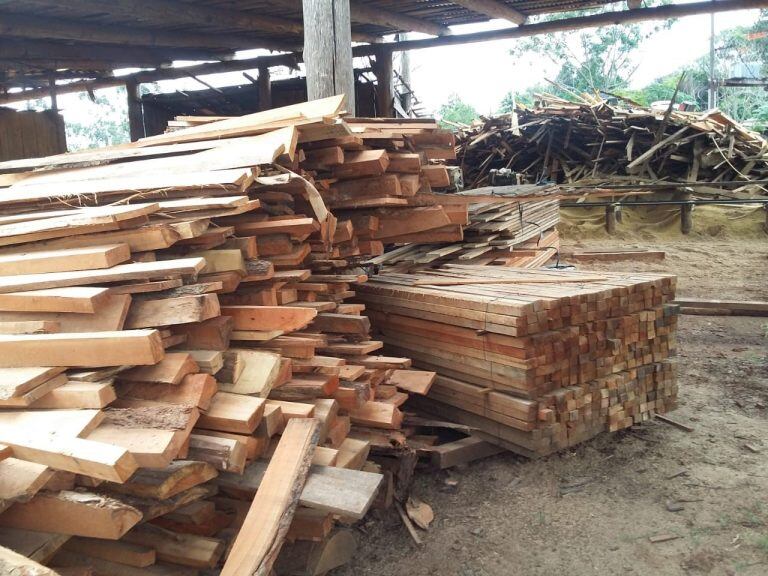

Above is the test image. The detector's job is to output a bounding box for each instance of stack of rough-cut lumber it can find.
[456,93,768,190]
[357,265,679,457]
[366,196,560,269]
[0,96,444,575]
[166,113,462,249]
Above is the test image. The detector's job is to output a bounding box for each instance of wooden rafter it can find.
[351,2,451,36]
[1,0,377,44]
[275,0,447,38]
[451,0,526,24]
[0,12,297,52]
[0,38,225,64]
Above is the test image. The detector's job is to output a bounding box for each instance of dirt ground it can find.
[339,206,768,576]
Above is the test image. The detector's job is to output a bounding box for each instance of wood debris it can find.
[456,94,768,190]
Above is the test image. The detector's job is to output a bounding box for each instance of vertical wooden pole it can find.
[125,80,144,142]
[302,0,355,114]
[605,204,617,235]
[398,35,413,115]
[605,204,616,234]
[762,205,768,233]
[257,65,272,111]
[680,202,693,234]
[374,47,394,118]
[48,74,58,112]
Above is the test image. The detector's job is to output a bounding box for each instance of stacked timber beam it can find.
[456,93,768,190]
[357,266,680,457]
[0,96,454,575]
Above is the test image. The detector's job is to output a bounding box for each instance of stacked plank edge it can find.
[357,265,679,457]
[0,95,471,576]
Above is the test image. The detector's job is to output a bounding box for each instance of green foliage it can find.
[437,93,478,128]
[501,9,768,130]
[619,74,699,107]
[509,3,671,96]
[65,89,130,151]
[498,85,550,113]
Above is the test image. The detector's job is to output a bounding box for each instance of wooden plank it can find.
[102,461,217,501]
[63,537,156,568]
[0,258,205,294]
[349,401,403,430]
[0,245,130,276]
[0,330,164,367]
[387,370,435,395]
[0,459,53,513]
[217,349,280,396]
[674,298,768,316]
[31,381,116,409]
[121,525,224,569]
[0,545,62,575]
[187,434,247,474]
[221,305,317,332]
[0,366,66,399]
[125,294,220,328]
[0,490,142,539]
[196,392,265,434]
[180,349,223,375]
[428,436,505,469]
[0,320,60,335]
[220,418,319,576]
[0,287,110,314]
[217,463,381,520]
[119,353,198,385]
[0,294,132,333]
[0,373,66,407]
[116,374,216,411]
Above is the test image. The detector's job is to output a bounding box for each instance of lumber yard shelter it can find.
[0,0,766,144]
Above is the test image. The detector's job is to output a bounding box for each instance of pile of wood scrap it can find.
[456,94,768,189]
[357,266,679,456]
[0,96,448,575]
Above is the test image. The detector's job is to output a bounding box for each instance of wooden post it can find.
[302,0,355,114]
[374,47,394,118]
[48,74,58,112]
[125,80,144,142]
[257,65,272,111]
[605,204,617,235]
[680,202,694,234]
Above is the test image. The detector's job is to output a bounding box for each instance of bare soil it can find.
[340,219,768,576]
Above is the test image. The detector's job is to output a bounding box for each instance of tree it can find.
[498,84,552,113]
[65,89,130,151]
[508,3,671,97]
[437,93,478,127]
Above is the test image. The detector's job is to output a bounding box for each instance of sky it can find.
[13,5,763,126]
[405,7,762,116]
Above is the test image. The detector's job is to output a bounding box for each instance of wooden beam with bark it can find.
[220,418,319,576]
[451,0,526,24]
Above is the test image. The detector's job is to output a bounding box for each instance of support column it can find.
[257,65,272,111]
[302,0,355,114]
[373,47,393,118]
[764,205,768,233]
[605,204,617,235]
[680,202,694,234]
[125,80,144,142]
[48,74,58,112]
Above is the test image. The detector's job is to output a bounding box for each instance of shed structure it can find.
[0,0,764,142]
